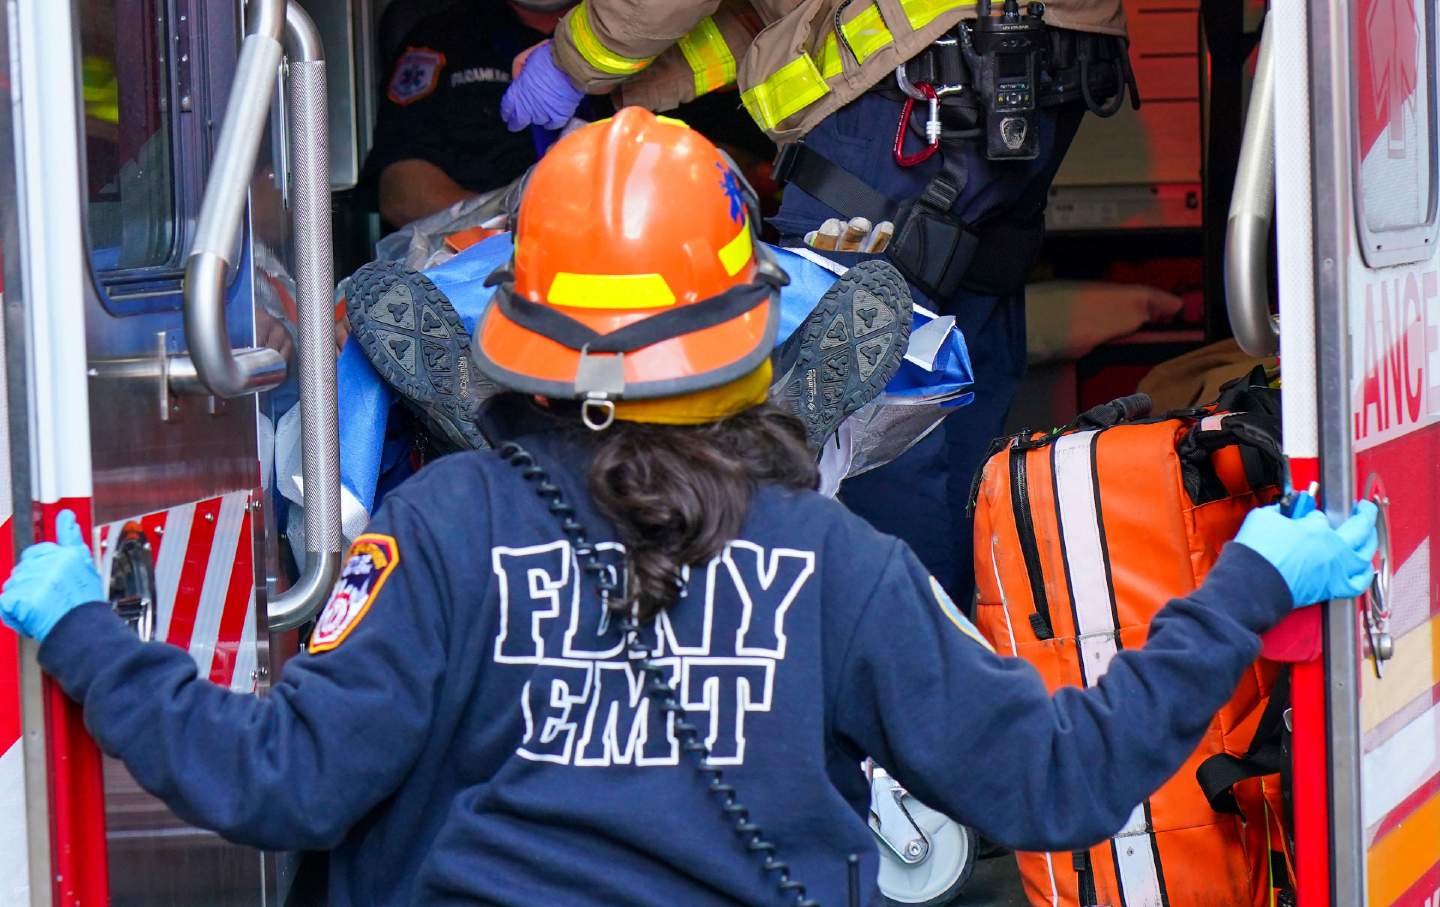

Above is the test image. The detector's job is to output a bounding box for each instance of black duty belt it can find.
[878,25,1141,118]
[771,24,1139,304]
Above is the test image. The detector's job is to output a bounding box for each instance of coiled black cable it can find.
[497,441,822,907]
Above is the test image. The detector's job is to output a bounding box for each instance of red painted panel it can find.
[34,499,109,907]
[1,516,18,751]
[1294,657,1331,907]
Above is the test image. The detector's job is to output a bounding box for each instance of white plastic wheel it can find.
[872,774,977,907]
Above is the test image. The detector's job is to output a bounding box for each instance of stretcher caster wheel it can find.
[870,767,976,906]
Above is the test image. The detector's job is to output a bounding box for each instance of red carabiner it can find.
[893,81,940,167]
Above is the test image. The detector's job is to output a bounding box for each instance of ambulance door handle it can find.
[180,0,289,399]
[1223,14,1280,358]
[108,525,157,643]
[267,1,343,631]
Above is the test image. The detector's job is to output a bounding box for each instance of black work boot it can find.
[347,260,496,452]
[772,260,913,450]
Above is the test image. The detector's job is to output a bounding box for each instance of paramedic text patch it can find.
[310,534,401,653]
[388,48,446,105]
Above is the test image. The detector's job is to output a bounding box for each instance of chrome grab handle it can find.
[1224,15,1280,357]
[180,0,288,398]
[268,2,342,630]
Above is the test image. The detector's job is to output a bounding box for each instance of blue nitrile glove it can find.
[0,510,104,641]
[1235,499,1380,607]
[500,42,584,132]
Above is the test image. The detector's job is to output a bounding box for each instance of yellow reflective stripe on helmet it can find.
[568,2,655,75]
[677,17,737,97]
[840,5,894,64]
[547,273,676,309]
[718,219,754,277]
[741,54,829,131]
[900,0,976,30]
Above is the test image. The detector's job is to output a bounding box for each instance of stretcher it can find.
[275,235,975,554]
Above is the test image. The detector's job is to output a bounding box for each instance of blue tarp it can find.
[335,235,974,513]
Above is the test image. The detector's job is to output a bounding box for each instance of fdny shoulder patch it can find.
[387,47,446,106]
[931,576,995,653]
[309,534,401,654]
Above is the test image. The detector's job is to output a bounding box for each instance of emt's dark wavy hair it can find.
[587,402,818,622]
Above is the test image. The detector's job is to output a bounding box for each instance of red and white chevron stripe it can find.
[96,491,260,693]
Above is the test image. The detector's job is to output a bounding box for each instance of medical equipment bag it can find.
[970,375,1294,907]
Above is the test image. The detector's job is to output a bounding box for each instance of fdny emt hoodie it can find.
[38,406,1294,907]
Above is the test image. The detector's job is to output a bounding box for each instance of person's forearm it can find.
[379,159,476,227]
[947,544,1292,851]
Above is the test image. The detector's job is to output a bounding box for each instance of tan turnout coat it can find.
[550,0,1126,142]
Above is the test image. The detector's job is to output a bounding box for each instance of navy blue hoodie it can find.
[39,402,1293,907]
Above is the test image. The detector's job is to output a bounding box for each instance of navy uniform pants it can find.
[771,92,1086,608]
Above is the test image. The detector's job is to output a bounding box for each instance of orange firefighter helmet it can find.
[473,108,784,418]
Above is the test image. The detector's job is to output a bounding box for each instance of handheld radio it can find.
[965,0,1048,160]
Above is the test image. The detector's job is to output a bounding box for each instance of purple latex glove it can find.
[500,42,584,132]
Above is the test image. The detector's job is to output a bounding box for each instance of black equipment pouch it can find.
[888,165,980,300]
[773,143,1042,302]
[1042,30,1141,116]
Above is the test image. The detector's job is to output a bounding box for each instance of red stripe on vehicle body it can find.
[209,505,254,687]
[166,496,222,650]
[1373,769,1440,845]
[34,498,110,907]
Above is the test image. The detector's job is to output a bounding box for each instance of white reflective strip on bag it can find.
[1051,431,1119,686]
[1051,429,1167,907]
[1112,810,1166,906]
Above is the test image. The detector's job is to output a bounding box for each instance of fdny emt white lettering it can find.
[494,541,813,768]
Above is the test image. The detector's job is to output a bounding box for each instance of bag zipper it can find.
[1008,443,1055,640]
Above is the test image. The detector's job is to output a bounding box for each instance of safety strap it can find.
[1196,668,1291,816]
[1073,851,1100,907]
[773,143,901,225]
[491,279,773,355]
[1178,408,1284,504]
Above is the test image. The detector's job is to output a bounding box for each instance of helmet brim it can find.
[473,289,779,401]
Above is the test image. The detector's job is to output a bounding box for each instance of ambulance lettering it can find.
[494,541,814,767]
[1353,266,1440,449]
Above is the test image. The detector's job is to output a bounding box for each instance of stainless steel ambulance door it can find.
[76,0,275,902]
[1308,0,1440,898]
[0,0,343,902]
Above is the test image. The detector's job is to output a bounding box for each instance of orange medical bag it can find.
[970,378,1294,907]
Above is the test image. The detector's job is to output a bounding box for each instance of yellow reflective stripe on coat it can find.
[741,54,830,131]
[819,34,844,80]
[901,0,977,30]
[744,0,979,131]
[841,5,894,63]
[823,1,976,79]
[547,273,675,309]
[568,1,655,75]
[677,17,737,97]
